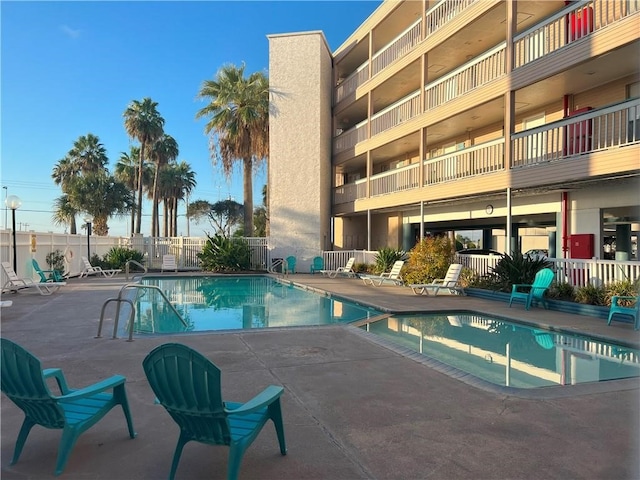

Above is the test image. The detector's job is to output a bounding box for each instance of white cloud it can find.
[60,24,81,39]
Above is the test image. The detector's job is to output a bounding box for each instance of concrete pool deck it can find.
[1,272,639,479]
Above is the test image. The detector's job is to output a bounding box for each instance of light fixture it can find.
[83,216,93,260]
[5,195,22,272]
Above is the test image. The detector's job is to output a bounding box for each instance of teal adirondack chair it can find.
[0,338,136,476]
[32,258,65,283]
[310,256,324,274]
[509,268,555,310]
[143,343,287,480]
[285,256,296,274]
[607,296,639,330]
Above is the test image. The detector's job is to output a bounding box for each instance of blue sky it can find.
[1,0,381,237]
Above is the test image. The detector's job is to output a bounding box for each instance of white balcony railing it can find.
[370,90,422,136]
[371,19,422,76]
[333,119,369,153]
[514,0,639,68]
[425,0,479,36]
[370,163,421,197]
[335,61,369,104]
[512,98,639,168]
[425,42,506,110]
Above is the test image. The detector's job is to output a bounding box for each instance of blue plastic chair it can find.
[285,255,296,274]
[142,343,287,480]
[509,268,555,310]
[310,256,324,274]
[32,259,65,283]
[607,296,639,330]
[0,338,136,476]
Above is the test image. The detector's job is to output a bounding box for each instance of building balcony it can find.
[333,99,638,205]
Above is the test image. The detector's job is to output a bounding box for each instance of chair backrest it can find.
[143,343,231,446]
[443,263,463,285]
[286,256,296,271]
[81,256,95,270]
[32,259,48,282]
[162,254,177,269]
[343,257,355,271]
[1,261,21,283]
[531,268,555,298]
[0,338,65,429]
[388,260,404,279]
[312,256,324,269]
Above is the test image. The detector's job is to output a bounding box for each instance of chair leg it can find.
[168,435,189,480]
[10,418,36,465]
[114,384,137,438]
[227,443,247,480]
[55,426,81,475]
[269,400,287,455]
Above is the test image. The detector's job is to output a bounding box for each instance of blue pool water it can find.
[130,276,382,334]
[360,312,639,389]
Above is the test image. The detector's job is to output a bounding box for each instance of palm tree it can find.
[115,147,141,235]
[51,195,78,233]
[149,134,179,237]
[52,157,81,233]
[159,161,196,236]
[123,97,165,234]
[196,63,269,235]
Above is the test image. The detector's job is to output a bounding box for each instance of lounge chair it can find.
[320,257,356,278]
[1,261,66,295]
[310,256,324,274]
[285,255,296,274]
[161,254,177,273]
[409,263,465,295]
[79,256,121,278]
[360,260,405,286]
[509,267,555,310]
[142,343,286,480]
[0,338,136,476]
[32,259,65,283]
[607,296,639,330]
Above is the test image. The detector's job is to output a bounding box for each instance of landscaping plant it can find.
[484,251,554,292]
[46,250,66,277]
[402,236,455,285]
[103,247,145,270]
[198,234,251,272]
[373,247,406,274]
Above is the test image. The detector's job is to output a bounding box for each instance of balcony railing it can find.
[514,0,639,68]
[370,90,422,136]
[425,0,479,36]
[511,98,639,168]
[370,163,421,197]
[333,119,369,153]
[335,61,369,104]
[425,42,506,110]
[371,19,422,76]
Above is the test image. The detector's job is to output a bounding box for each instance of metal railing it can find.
[370,90,422,136]
[371,19,422,76]
[425,0,479,36]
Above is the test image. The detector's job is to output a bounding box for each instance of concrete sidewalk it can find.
[1,273,639,479]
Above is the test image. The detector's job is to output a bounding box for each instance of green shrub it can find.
[402,236,455,285]
[575,283,606,305]
[547,282,575,301]
[46,250,66,275]
[373,247,406,274]
[103,247,145,270]
[198,234,250,272]
[604,280,639,306]
[353,262,371,274]
[484,251,554,293]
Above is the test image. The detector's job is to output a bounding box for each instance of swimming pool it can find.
[129,276,382,334]
[358,312,639,389]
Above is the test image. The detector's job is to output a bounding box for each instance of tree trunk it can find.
[135,142,146,234]
[243,156,253,235]
[151,164,160,238]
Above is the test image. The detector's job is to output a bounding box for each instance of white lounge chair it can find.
[1,262,66,296]
[409,263,465,296]
[79,256,121,278]
[161,254,177,273]
[320,257,356,278]
[360,260,405,286]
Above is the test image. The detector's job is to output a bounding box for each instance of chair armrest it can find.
[55,374,126,402]
[511,283,532,292]
[225,385,284,415]
[431,278,444,285]
[43,368,71,395]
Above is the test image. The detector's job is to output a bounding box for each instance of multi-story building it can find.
[268,0,639,271]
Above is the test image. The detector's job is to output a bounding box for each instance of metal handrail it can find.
[97,283,186,342]
[125,259,148,280]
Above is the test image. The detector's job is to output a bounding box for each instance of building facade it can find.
[268,0,640,271]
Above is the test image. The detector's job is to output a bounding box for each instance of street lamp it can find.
[5,195,21,272]
[3,186,7,230]
[84,216,92,260]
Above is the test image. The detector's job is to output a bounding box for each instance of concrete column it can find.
[615,223,631,261]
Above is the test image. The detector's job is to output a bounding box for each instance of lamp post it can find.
[5,195,22,272]
[3,186,7,230]
[84,217,92,260]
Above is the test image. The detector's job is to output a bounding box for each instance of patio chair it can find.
[1,261,66,296]
[508,267,555,310]
[161,254,177,273]
[32,259,65,283]
[320,257,356,278]
[285,255,296,274]
[607,296,639,330]
[360,260,405,286]
[310,256,324,274]
[409,263,465,295]
[0,338,136,476]
[142,343,287,480]
[79,256,121,278]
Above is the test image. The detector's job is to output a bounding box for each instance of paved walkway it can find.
[1,273,639,479]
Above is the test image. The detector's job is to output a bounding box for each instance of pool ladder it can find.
[124,259,147,280]
[96,283,187,342]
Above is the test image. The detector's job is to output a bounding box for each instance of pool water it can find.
[360,312,640,389]
[130,276,381,334]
